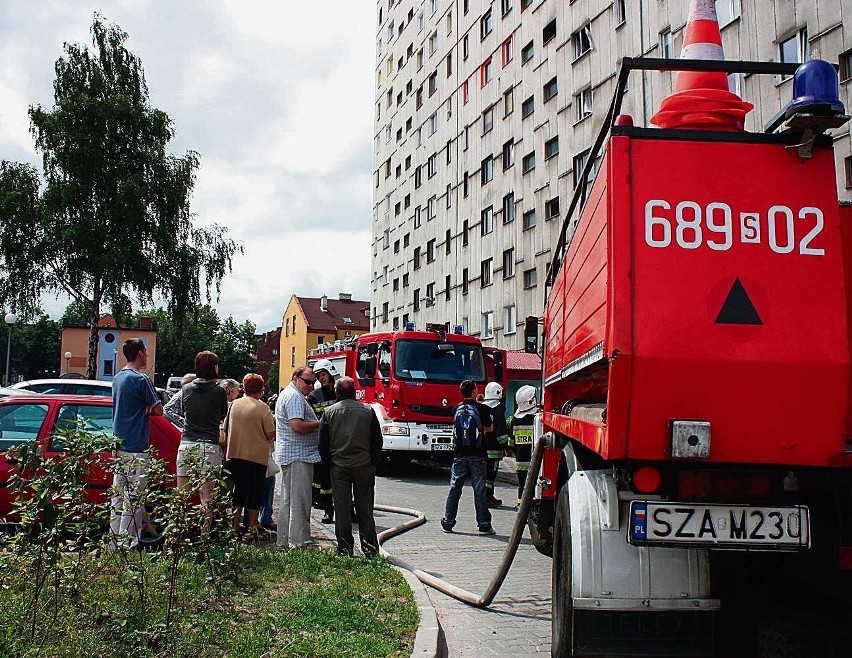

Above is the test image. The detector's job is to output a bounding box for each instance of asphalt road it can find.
[373,457,553,657]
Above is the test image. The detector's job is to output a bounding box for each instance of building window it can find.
[521,40,534,64]
[463,171,469,197]
[291,346,296,367]
[572,24,592,60]
[659,28,673,58]
[404,193,411,209]
[463,34,469,60]
[480,9,493,39]
[575,87,593,121]
[502,139,515,169]
[404,233,410,247]
[403,272,410,287]
[503,192,515,223]
[428,112,437,135]
[503,247,514,279]
[715,0,741,27]
[480,56,494,87]
[523,208,536,230]
[779,28,808,68]
[463,219,469,245]
[417,48,424,69]
[522,151,536,174]
[382,302,389,323]
[545,196,560,220]
[501,36,513,67]
[428,71,438,95]
[573,149,597,188]
[543,76,558,102]
[414,247,421,269]
[728,73,745,99]
[393,277,399,291]
[427,195,437,220]
[481,258,493,286]
[544,136,559,159]
[413,288,420,312]
[445,228,452,254]
[446,183,452,208]
[504,87,514,116]
[840,50,852,82]
[426,282,435,305]
[416,86,423,109]
[542,19,556,45]
[285,318,290,337]
[523,267,538,289]
[845,155,852,189]
[614,0,626,26]
[481,155,494,184]
[415,206,422,228]
[394,239,400,253]
[504,305,516,335]
[383,228,390,249]
[416,127,422,146]
[463,80,469,104]
[481,206,494,235]
[481,311,494,338]
[429,31,438,55]
[522,95,534,118]
[427,153,437,177]
[521,0,533,9]
[414,166,422,188]
[462,268,469,294]
[393,316,399,330]
[445,274,451,300]
[427,238,436,262]
[501,0,513,15]
[482,107,494,134]
[382,265,389,286]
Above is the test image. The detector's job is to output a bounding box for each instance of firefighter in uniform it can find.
[307,359,338,523]
[509,385,538,508]
[482,382,509,507]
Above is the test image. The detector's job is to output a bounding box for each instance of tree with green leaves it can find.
[0,15,241,378]
[0,312,61,381]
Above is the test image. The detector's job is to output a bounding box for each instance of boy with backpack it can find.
[440,380,496,535]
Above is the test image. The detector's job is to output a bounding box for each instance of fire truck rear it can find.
[524,15,852,658]
[309,322,504,462]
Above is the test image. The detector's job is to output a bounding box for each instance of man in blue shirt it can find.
[110,338,163,548]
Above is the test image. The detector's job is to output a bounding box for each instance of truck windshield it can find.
[393,339,486,383]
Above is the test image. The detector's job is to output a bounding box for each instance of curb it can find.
[398,566,441,658]
[310,511,441,658]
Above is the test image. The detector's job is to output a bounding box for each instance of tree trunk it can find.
[86,283,101,380]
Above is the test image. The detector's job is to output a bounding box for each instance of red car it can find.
[0,394,180,541]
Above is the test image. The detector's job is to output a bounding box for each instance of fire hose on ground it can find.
[375,436,546,608]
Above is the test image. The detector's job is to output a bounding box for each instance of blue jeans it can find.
[258,476,275,524]
[442,456,492,531]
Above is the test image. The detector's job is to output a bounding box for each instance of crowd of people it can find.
[108,337,540,555]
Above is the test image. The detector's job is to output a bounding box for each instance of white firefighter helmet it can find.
[312,358,339,378]
[483,382,503,408]
[514,385,538,418]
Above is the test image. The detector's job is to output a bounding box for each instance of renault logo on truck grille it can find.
[442,398,448,407]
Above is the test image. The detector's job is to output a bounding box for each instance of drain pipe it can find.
[377,436,546,608]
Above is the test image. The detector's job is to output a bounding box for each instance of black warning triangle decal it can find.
[715,278,762,325]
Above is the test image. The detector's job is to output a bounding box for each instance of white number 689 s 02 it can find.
[644,199,825,256]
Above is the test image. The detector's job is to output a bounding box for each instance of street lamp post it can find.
[64,351,72,375]
[4,312,16,386]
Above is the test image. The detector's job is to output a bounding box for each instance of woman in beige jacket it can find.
[223,373,275,539]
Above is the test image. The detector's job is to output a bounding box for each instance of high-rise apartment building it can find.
[372,0,852,349]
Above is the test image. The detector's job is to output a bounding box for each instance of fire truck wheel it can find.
[526,517,553,557]
[551,486,573,657]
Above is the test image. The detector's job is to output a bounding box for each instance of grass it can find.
[0,545,418,658]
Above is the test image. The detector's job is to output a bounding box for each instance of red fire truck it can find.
[308,322,506,463]
[524,51,852,658]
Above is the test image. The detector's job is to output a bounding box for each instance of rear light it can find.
[678,470,775,504]
[632,466,662,493]
[837,547,852,570]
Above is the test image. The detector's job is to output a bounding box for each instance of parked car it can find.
[11,378,112,396]
[165,376,183,398]
[0,387,33,398]
[0,394,180,545]
[11,379,170,405]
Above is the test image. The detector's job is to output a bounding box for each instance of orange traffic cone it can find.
[650,0,752,131]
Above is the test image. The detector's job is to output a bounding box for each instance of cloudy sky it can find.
[0,1,375,333]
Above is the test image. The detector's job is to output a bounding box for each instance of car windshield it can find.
[393,339,486,383]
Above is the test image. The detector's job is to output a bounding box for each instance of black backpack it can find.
[453,402,483,449]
